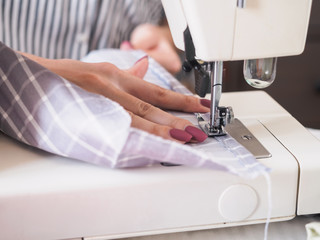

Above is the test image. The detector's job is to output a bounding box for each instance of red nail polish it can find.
[169,129,192,142]
[185,126,207,142]
[200,99,211,108]
[135,55,148,64]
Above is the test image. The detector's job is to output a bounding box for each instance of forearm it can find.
[17,51,88,87]
[18,51,50,67]
[18,51,65,77]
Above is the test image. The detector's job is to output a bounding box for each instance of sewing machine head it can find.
[162,0,312,136]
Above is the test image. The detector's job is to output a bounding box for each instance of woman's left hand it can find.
[121,23,181,74]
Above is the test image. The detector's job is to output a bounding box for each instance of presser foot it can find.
[196,112,229,137]
[198,121,227,137]
[197,115,271,159]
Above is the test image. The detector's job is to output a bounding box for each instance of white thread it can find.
[263,171,272,240]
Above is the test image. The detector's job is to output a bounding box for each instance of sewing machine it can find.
[162,0,312,140]
[1,1,320,240]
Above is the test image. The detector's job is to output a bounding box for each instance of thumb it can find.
[126,56,149,79]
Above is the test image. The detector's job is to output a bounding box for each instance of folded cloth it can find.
[0,42,269,178]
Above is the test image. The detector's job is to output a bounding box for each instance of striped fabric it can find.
[0,0,164,60]
[0,42,270,178]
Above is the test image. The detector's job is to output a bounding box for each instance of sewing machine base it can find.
[1,91,320,240]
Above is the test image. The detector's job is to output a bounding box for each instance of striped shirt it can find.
[0,0,164,60]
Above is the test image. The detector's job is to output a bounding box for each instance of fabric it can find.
[0,42,270,178]
[306,222,320,240]
[83,49,270,177]
[0,42,131,164]
[0,0,163,59]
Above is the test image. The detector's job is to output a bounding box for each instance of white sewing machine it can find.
[1,1,320,240]
[162,0,313,138]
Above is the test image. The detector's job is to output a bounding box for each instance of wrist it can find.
[18,52,74,81]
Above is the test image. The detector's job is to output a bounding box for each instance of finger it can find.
[109,89,207,142]
[100,59,209,114]
[131,36,181,74]
[121,77,210,113]
[128,111,192,143]
[126,55,149,79]
[147,41,181,74]
[130,24,158,50]
[130,24,181,74]
[111,87,191,128]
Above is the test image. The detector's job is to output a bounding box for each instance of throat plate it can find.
[197,115,271,159]
[225,118,271,159]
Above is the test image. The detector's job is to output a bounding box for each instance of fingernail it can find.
[200,99,211,108]
[169,129,192,142]
[135,55,148,64]
[185,126,207,142]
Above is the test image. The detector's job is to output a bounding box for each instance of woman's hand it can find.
[20,52,210,143]
[121,23,181,74]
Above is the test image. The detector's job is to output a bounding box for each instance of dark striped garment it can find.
[0,0,164,59]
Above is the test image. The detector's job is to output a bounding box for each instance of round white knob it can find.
[219,184,258,221]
